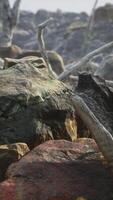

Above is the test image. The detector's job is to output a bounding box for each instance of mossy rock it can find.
[16,50,65,75]
[0,57,76,149]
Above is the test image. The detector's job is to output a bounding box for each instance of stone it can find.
[0,58,76,148]
[16,50,65,75]
[0,139,112,200]
[0,143,29,181]
[0,45,22,58]
[95,55,113,80]
[94,4,113,22]
[75,73,113,137]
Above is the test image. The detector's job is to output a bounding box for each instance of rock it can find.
[94,4,113,22]
[95,55,113,80]
[0,58,76,148]
[0,139,112,200]
[0,58,4,69]
[35,9,50,25]
[16,50,65,75]
[13,29,33,44]
[12,9,89,62]
[75,73,113,137]
[7,6,113,63]
[4,56,47,69]
[0,45,22,58]
[0,143,29,181]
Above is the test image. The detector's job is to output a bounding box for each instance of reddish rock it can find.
[0,139,113,200]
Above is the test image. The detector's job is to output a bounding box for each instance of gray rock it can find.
[95,55,113,80]
[0,58,75,149]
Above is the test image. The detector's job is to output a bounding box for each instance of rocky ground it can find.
[12,4,113,64]
[0,3,113,200]
[0,56,112,199]
[0,139,113,200]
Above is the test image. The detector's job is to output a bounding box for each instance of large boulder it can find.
[0,139,112,200]
[0,57,76,149]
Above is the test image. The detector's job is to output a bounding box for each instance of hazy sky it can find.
[9,0,113,14]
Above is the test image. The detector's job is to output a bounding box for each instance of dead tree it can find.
[0,0,21,47]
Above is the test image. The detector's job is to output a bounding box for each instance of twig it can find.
[37,18,57,78]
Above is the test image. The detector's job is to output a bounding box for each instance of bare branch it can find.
[37,18,57,78]
[58,41,113,81]
[90,53,103,62]
[72,94,113,167]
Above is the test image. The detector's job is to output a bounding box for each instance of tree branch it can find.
[58,41,113,81]
[37,18,57,78]
[72,94,113,167]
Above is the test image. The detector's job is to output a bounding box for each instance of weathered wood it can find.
[58,41,113,80]
[0,0,21,47]
[37,18,57,78]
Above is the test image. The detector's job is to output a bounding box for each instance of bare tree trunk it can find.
[0,0,21,47]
